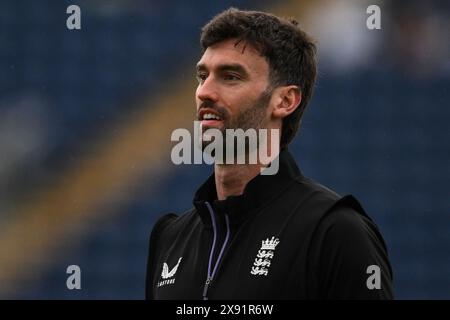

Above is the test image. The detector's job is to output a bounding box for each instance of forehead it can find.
[197,39,269,77]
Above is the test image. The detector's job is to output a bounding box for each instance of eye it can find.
[223,73,240,81]
[196,72,208,83]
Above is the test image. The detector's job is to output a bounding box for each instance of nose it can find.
[196,76,220,103]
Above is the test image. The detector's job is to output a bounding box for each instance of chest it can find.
[153,209,318,300]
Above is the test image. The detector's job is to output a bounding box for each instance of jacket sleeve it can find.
[309,204,394,299]
[145,213,178,300]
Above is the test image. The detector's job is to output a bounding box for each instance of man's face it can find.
[195,39,273,148]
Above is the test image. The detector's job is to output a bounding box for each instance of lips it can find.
[198,108,223,121]
[198,108,224,130]
[201,119,223,130]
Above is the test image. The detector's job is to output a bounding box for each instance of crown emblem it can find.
[261,236,280,251]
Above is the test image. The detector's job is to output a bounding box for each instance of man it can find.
[146,8,394,299]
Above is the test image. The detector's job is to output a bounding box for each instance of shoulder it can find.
[287,176,385,253]
[149,207,200,242]
[307,199,394,299]
[313,199,387,253]
[146,208,198,269]
[293,175,341,199]
[285,175,348,224]
[289,175,344,212]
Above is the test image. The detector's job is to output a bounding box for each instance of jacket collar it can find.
[193,148,303,227]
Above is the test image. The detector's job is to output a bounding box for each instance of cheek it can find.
[195,86,201,102]
[227,94,254,110]
[195,93,203,110]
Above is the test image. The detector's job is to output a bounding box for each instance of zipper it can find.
[203,201,231,300]
[202,277,212,299]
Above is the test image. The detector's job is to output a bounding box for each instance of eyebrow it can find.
[196,63,249,77]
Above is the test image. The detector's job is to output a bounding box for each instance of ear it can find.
[271,85,301,120]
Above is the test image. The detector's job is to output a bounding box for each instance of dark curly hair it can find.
[200,8,317,147]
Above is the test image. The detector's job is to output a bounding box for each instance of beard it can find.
[197,88,273,154]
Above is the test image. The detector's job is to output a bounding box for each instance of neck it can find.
[213,128,281,200]
[214,163,262,201]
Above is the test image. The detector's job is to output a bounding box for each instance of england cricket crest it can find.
[250,236,280,276]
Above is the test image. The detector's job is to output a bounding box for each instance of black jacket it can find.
[146,149,394,299]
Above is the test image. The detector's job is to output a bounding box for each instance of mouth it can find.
[198,109,224,129]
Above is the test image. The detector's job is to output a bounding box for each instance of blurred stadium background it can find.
[0,0,448,299]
